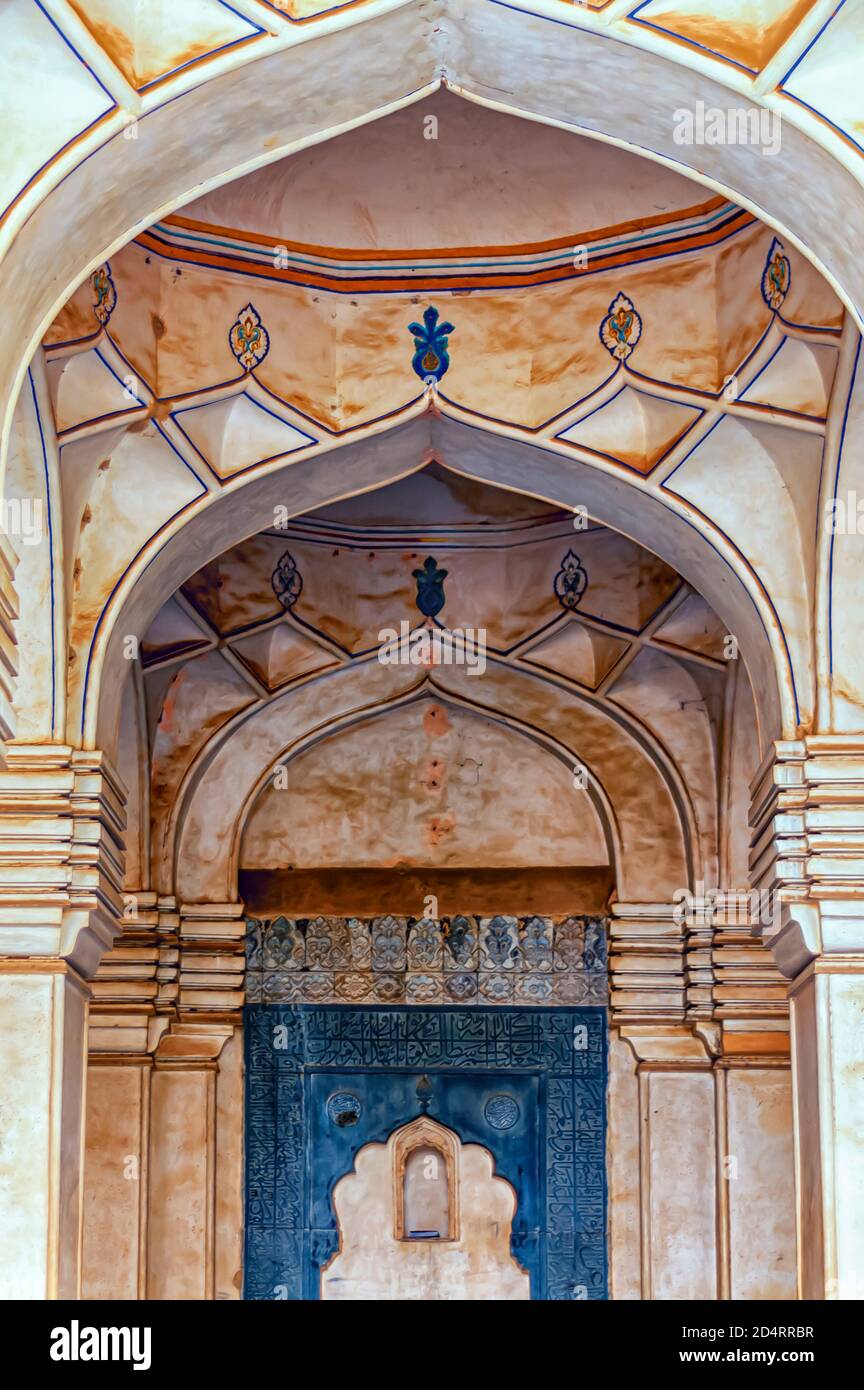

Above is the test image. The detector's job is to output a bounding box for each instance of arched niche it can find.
[393,1116,460,1243]
[172,667,694,904]
[323,1113,529,1300]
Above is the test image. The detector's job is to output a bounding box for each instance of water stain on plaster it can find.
[424,704,450,737]
[426,813,455,848]
[424,756,445,793]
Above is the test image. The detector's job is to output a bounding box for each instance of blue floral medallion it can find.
[271,551,302,610]
[413,555,447,618]
[408,305,455,381]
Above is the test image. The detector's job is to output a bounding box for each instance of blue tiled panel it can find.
[244,1005,607,1301]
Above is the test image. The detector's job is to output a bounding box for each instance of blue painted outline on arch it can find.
[448,410,801,725]
[780,0,849,89]
[739,335,831,424]
[127,2,266,94]
[663,415,802,724]
[78,421,209,735]
[1,0,118,224]
[827,333,863,677]
[172,390,317,482]
[627,0,760,75]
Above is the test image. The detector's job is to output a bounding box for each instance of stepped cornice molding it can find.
[0,744,125,976]
[750,735,864,977]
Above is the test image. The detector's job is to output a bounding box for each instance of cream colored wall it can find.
[323,1126,530,1301]
[0,966,88,1300]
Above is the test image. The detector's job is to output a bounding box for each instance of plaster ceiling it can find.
[180,89,709,252]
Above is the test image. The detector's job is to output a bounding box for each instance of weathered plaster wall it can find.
[242,701,609,871]
[610,1031,796,1302]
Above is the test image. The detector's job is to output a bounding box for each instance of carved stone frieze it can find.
[245,914,609,1008]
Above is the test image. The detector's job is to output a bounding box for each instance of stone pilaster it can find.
[620,1025,719,1299]
[0,743,124,1298]
[82,897,244,1300]
[611,884,795,1300]
[750,735,864,1299]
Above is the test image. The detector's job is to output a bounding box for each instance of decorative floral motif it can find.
[407,918,443,970]
[245,919,263,971]
[583,972,608,1003]
[479,973,513,1003]
[583,918,607,971]
[444,915,476,968]
[444,972,477,1001]
[348,919,372,969]
[761,239,791,312]
[408,305,455,381]
[481,916,521,970]
[306,916,351,970]
[301,973,333,1001]
[553,917,585,972]
[371,916,406,972]
[271,551,303,610]
[334,972,371,1002]
[247,914,608,1008]
[263,971,302,1002]
[554,549,588,611]
[406,973,443,1003]
[484,1094,521,1130]
[599,291,642,362]
[327,1092,361,1127]
[515,974,553,1002]
[229,302,270,370]
[521,916,553,971]
[413,556,448,618]
[91,263,116,326]
[263,916,304,970]
[373,973,405,1002]
[554,973,589,1004]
